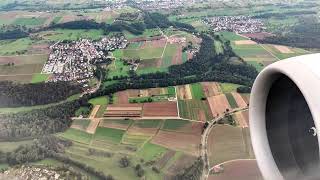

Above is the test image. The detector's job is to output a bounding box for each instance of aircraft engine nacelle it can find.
[250,54,320,180]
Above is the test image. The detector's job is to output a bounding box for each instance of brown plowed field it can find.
[86,119,101,134]
[208,160,263,180]
[231,92,247,108]
[207,94,231,117]
[152,130,200,155]
[142,102,178,117]
[177,85,192,100]
[240,94,250,105]
[172,45,183,65]
[141,39,166,49]
[105,104,143,117]
[116,91,129,104]
[201,82,221,97]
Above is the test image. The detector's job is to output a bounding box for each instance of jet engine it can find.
[250,54,320,180]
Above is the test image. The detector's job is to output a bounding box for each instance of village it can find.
[41,35,128,87]
[203,16,266,34]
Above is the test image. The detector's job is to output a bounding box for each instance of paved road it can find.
[200,107,248,180]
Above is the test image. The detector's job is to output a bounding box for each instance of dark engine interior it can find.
[266,75,320,180]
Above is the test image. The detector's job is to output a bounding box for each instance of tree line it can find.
[0,81,82,108]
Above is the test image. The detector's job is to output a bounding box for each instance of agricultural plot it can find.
[122,133,151,148]
[233,111,249,128]
[152,130,201,156]
[94,127,125,144]
[218,31,247,41]
[190,83,206,100]
[178,99,213,121]
[225,93,238,109]
[99,119,132,130]
[58,129,93,144]
[30,73,50,83]
[137,141,168,162]
[247,61,265,72]
[207,94,231,117]
[232,43,276,62]
[38,29,105,41]
[142,102,178,118]
[128,87,174,103]
[162,44,179,68]
[71,119,91,131]
[208,160,263,180]
[162,119,203,135]
[123,28,161,40]
[122,47,164,59]
[132,119,162,128]
[107,59,130,79]
[104,104,143,118]
[201,82,221,97]
[177,85,192,100]
[231,92,248,108]
[89,96,109,105]
[207,125,254,166]
[260,44,309,60]
[13,17,47,26]
[219,83,241,94]
[0,38,33,56]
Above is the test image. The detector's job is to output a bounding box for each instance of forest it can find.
[0,81,82,108]
[0,99,90,140]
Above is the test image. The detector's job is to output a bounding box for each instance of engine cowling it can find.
[250,54,320,180]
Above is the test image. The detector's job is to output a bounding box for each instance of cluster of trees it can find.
[254,16,320,49]
[0,29,29,40]
[174,158,203,180]
[0,99,89,140]
[6,136,72,165]
[0,81,82,108]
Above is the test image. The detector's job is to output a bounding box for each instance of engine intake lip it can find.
[250,54,320,180]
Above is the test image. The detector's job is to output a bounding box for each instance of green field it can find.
[123,47,164,60]
[13,17,46,26]
[137,141,168,162]
[190,83,205,100]
[217,31,247,41]
[178,99,213,121]
[39,29,104,41]
[260,44,309,60]
[219,83,241,94]
[182,52,188,63]
[214,40,224,54]
[107,59,130,78]
[0,38,32,55]
[123,29,161,39]
[162,119,190,131]
[94,127,125,143]
[127,42,143,49]
[89,96,109,105]
[167,86,176,98]
[95,104,107,118]
[225,93,238,109]
[133,120,162,128]
[31,73,50,83]
[52,16,62,24]
[162,44,178,68]
[58,128,93,144]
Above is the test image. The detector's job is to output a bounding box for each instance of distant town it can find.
[42,35,127,87]
[203,16,266,34]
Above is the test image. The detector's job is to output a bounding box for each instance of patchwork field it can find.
[207,125,254,166]
[99,119,132,130]
[233,110,249,128]
[201,82,222,97]
[178,99,213,121]
[207,94,231,117]
[260,44,309,60]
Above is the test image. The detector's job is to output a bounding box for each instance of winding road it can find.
[200,107,249,180]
